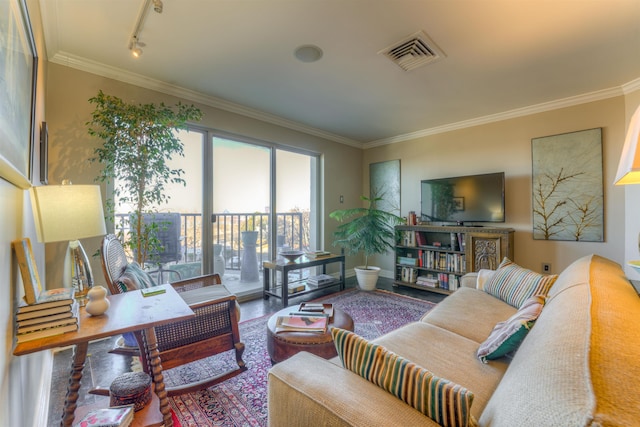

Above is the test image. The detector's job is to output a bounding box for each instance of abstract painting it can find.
[531,128,603,241]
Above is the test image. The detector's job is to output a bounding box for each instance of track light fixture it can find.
[128,0,163,58]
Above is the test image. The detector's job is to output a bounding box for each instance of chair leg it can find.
[234,342,246,369]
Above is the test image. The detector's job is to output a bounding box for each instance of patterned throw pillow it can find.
[477,295,546,363]
[482,258,557,308]
[332,328,475,427]
[116,262,157,292]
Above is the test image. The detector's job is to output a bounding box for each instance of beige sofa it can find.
[267,254,640,426]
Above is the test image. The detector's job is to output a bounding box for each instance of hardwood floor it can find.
[46,276,446,426]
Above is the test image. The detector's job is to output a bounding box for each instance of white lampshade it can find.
[30,184,107,242]
[614,104,640,185]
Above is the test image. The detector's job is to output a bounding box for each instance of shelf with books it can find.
[394,224,515,296]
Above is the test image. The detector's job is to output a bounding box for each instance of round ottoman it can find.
[266,306,354,363]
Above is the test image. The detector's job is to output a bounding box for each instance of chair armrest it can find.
[171,273,222,292]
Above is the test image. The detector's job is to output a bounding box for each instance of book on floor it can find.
[275,315,328,333]
[71,404,134,427]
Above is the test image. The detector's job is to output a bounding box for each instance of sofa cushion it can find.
[116,262,157,292]
[477,295,545,363]
[483,258,557,308]
[332,327,475,427]
[421,287,517,344]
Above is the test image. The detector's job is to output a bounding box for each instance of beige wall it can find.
[364,97,628,276]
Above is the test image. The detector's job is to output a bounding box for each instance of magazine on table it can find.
[275,314,328,333]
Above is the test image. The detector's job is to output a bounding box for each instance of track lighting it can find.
[153,0,163,13]
[131,46,143,57]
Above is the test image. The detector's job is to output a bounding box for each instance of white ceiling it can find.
[39,0,640,147]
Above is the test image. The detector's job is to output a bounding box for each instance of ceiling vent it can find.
[379,31,445,71]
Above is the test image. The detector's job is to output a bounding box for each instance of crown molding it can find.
[50,52,639,151]
[49,52,363,149]
[364,83,636,148]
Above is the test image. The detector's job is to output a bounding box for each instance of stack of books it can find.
[306,274,335,288]
[16,288,79,343]
[72,404,134,427]
[305,250,332,259]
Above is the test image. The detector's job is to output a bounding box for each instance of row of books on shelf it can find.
[401,231,466,252]
[16,287,79,343]
[399,268,460,291]
[398,251,466,273]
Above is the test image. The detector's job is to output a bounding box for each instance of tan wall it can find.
[44,63,363,284]
[363,97,627,276]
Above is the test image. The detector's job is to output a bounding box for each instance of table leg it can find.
[141,328,173,427]
[340,257,346,290]
[60,341,88,427]
[282,267,289,307]
[263,266,270,299]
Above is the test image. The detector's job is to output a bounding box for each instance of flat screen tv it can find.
[420,172,505,224]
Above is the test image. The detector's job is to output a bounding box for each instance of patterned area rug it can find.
[167,289,436,426]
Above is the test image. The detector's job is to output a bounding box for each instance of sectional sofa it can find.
[267,254,640,426]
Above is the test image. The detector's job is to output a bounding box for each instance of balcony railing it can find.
[115,212,306,270]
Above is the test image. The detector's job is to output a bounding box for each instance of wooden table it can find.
[263,254,346,307]
[13,284,194,427]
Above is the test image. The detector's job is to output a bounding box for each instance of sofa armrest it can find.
[460,273,479,288]
[461,269,496,290]
[268,352,438,427]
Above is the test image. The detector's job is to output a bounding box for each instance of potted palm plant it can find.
[87,90,202,266]
[330,193,404,290]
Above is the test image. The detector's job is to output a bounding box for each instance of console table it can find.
[263,254,345,307]
[13,284,194,427]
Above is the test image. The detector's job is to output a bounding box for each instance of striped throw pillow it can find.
[332,328,475,427]
[483,258,557,308]
[477,295,546,363]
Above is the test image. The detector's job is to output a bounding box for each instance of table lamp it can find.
[614,104,640,273]
[30,181,107,304]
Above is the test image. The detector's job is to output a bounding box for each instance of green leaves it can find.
[86,90,202,264]
[330,194,404,269]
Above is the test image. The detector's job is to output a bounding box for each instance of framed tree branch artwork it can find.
[531,128,603,241]
[369,159,401,217]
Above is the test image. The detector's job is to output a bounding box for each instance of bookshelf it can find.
[394,225,514,295]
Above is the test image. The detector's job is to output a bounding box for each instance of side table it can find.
[13,284,194,427]
[263,254,345,307]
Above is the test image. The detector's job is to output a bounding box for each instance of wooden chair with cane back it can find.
[99,234,246,396]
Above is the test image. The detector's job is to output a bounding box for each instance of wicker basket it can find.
[109,372,152,411]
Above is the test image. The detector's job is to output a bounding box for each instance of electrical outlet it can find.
[542,263,551,273]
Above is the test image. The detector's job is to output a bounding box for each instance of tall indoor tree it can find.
[87,90,202,265]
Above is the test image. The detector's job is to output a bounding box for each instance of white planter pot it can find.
[354,266,380,291]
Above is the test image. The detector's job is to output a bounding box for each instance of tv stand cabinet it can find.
[394,225,514,295]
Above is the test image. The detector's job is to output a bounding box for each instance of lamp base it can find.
[63,240,94,306]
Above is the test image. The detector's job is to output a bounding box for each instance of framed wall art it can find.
[369,159,401,216]
[0,0,38,189]
[531,128,603,242]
